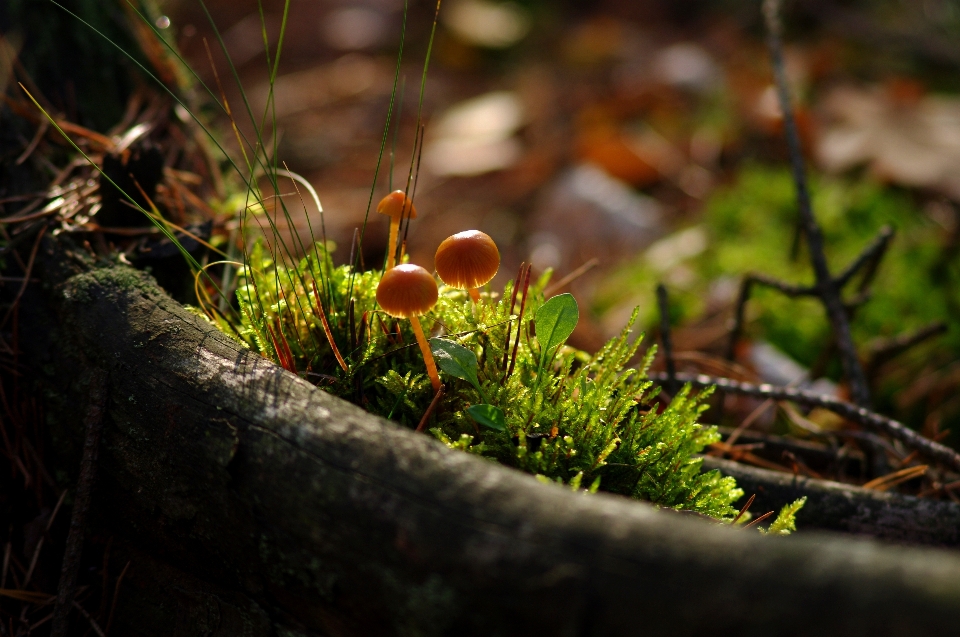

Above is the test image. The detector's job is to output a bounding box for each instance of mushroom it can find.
[377,190,417,270]
[376,263,442,393]
[434,230,500,302]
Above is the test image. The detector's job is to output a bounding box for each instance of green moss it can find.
[65,266,161,304]
[229,242,745,520]
[598,164,958,380]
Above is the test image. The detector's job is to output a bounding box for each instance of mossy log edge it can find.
[27,252,960,636]
[704,456,960,547]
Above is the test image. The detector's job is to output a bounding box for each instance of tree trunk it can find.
[20,242,960,636]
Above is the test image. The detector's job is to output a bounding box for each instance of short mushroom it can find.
[376,263,442,393]
[434,230,500,302]
[377,190,417,270]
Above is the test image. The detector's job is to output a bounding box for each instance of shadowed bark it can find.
[704,456,960,547]
[20,243,960,636]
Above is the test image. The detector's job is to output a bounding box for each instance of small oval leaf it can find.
[466,404,506,431]
[430,338,480,386]
[534,293,579,356]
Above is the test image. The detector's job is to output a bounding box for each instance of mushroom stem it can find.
[409,316,442,392]
[386,217,400,270]
[468,288,481,303]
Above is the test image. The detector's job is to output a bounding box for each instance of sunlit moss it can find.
[227,243,749,520]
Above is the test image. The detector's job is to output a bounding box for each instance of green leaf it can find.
[431,338,489,402]
[466,404,506,431]
[535,293,579,356]
[430,338,480,385]
[533,293,579,386]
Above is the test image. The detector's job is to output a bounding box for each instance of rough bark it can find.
[21,245,960,636]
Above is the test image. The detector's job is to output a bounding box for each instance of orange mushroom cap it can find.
[376,190,417,220]
[434,230,500,290]
[376,264,438,318]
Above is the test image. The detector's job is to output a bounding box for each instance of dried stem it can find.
[507,265,531,379]
[501,262,524,375]
[416,385,445,433]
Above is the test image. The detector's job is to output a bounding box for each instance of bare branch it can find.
[835,225,895,291]
[656,284,678,395]
[650,371,960,473]
[763,0,871,406]
[866,322,949,379]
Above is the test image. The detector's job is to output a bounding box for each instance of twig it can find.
[543,258,599,297]
[415,385,445,433]
[861,464,928,492]
[656,284,678,395]
[105,561,130,636]
[748,273,815,298]
[725,398,775,447]
[1,536,10,588]
[726,277,752,361]
[742,510,776,530]
[96,537,112,622]
[763,0,871,407]
[865,321,948,379]
[649,371,960,473]
[71,601,106,637]
[0,222,47,331]
[51,368,108,637]
[22,488,67,588]
[501,262,524,375]
[835,226,894,290]
[507,265,531,379]
[311,280,348,373]
[731,493,756,525]
[725,274,815,360]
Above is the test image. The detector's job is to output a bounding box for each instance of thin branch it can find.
[865,321,948,379]
[763,0,871,406]
[750,272,816,297]
[543,258,599,297]
[656,284,678,395]
[23,488,67,587]
[105,560,131,636]
[726,273,815,360]
[649,371,960,473]
[835,225,894,290]
[51,368,108,637]
[70,601,106,637]
[415,385,445,433]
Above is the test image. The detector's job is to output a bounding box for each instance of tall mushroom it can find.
[377,190,417,270]
[376,263,442,393]
[434,230,500,303]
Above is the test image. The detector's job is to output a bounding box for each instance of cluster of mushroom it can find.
[375,191,501,395]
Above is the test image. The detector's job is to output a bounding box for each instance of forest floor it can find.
[5,0,960,633]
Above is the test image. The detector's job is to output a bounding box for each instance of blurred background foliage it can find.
[146,0,960,440]
[8,0,960,441]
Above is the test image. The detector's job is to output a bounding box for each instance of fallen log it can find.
[703,456,960,547]
[21,244,960,636]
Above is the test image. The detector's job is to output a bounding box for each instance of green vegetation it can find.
[227,238,778,522]
[598,165,958,374]
[760,497,807,536]
[37,0,804,529]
